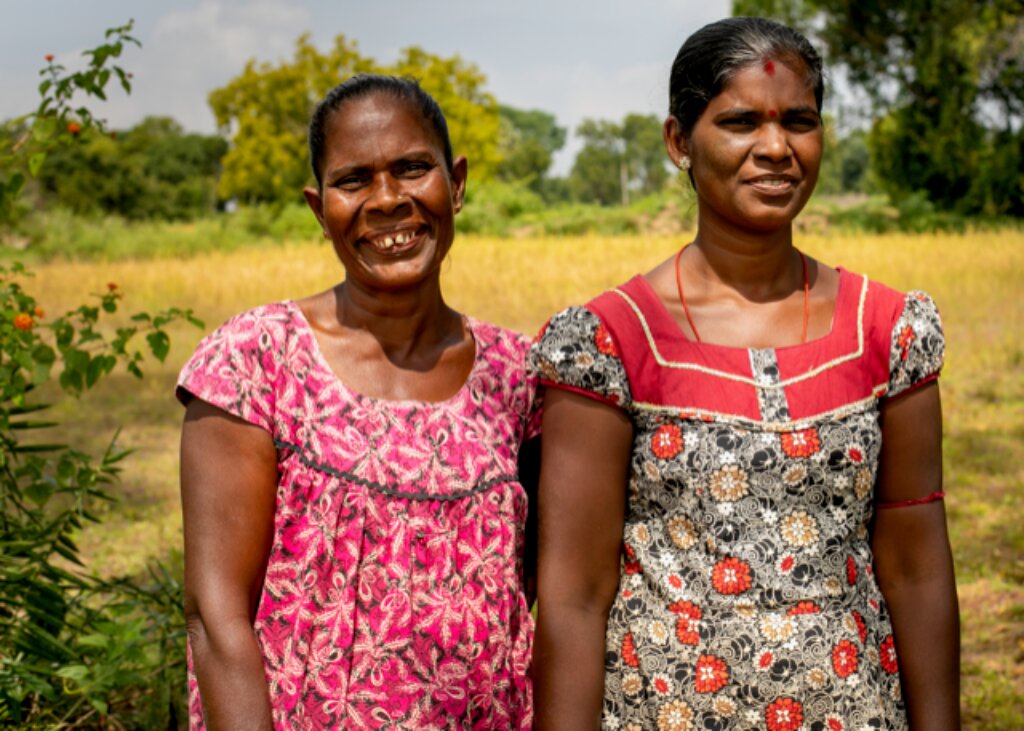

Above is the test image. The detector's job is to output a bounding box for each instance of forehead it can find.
[711,58,817,109]
[323,93,442,156]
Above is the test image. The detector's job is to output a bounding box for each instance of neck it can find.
[689,218,801,302]
[334,278,462,359]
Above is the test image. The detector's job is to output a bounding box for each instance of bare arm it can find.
[872,382,960,729]
[533,389,633,730]
[181,398,278,731]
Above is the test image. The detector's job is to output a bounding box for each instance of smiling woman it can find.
[532,16,960,731]
[176,75,541,730]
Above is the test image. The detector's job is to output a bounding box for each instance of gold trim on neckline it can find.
[611,273,869,390]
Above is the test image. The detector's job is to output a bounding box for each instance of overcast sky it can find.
[1,0,737,173]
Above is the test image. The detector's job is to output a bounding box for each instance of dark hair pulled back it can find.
[669,17,824,136]
[308,74,454,189]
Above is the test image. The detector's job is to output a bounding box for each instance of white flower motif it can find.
[717,503,735,516]
[762,508,778,525]
[720,450,737,465]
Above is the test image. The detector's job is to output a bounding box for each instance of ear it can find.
[663,115,689,167]
[450,155,468,214]
[303,186,326,231]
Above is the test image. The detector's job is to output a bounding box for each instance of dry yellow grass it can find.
[26,228,1024,727]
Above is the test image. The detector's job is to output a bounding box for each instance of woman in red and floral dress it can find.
[531,17,959,731]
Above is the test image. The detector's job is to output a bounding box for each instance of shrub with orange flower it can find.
[67,122,81,135]
[34,306,45,318]
[765,696,804,731]
[831,639,859,678]
[651,423,684,459]
[694,654,729,693]
[780,427,822,458]
[13,313,33,331]
[711,556,752,595]
[45,53,55,62]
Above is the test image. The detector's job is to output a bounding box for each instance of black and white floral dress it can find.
[530,268,944,731]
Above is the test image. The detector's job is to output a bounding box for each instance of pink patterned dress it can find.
[177,302,540,730]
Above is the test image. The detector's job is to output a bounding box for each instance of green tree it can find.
[36,116,227,220]
[732,0,1024,215]
[496,105,566,192]
[209,36,502,204]
[209,34,373,205]
[569,114,669,206]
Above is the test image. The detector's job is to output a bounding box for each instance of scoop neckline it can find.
[285,301,482,408]
[632,266,850,354]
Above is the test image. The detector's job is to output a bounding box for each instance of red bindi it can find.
[763,58,775,76]
[768,109,778,118]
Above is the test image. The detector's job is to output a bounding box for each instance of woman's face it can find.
[304,93,467,296]
[665,58,822,234]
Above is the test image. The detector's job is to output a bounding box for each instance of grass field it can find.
[25,229,1024,726]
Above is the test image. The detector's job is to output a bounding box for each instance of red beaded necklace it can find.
[674,246,810,344]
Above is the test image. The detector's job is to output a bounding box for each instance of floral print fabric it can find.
[178,302,540,730]
[531,269,943,731]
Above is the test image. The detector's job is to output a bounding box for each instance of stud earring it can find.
[679,156,691,171]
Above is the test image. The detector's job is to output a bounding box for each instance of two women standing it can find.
[179,16,959,731]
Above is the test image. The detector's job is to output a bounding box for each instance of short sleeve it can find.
[887,291,944,399]
[529,306,632,409]
[176,307,281,433]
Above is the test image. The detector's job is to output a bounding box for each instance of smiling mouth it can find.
[363,227,423,252]
[747,176,797,193]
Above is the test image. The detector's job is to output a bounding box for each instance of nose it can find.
[755,122,791,162]
[367,173,408,214]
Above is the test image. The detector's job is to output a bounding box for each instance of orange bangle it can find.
[876,490,945,509]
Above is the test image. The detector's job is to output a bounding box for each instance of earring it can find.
[679,156,691,171]
[322,229,330,239]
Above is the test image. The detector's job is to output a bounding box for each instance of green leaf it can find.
[76,633,110,649]
[7,172,25,197]
[146,330,170,361]
[28,152,47,177]
[23,477,56,506]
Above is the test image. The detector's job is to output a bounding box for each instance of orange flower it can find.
[107,282,118,291]
[787,600,820,616]
[694,654,729,693]
[34,306,45,318]
[780,427,821,458]
[594,322,618,356]
[621,632,640,668]
[711,556,752,595]
[45,53,55,62]
[651,423,684,459]
[668,600,702,645]
[13,313,33,331]
[879,635,899,674]
[765,697,804,731]
[67,122,81,135]
[831,639,859,678]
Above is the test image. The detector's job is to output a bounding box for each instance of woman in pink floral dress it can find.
[532,18,959,731]
[179,76,539,730]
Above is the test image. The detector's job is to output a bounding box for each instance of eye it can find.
[719,117,757,130]
[333,173,368,190]
[784,115,820,132]
[397,161,432,177]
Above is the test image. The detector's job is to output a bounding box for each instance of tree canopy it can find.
[496,105,567,192]
[208,35,501,205]
[733,0,1024,214]
[569,114,670,206]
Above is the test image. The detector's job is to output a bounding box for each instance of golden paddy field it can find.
[29,229,1024,726]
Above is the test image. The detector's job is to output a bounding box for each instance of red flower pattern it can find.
[831,640,859,678]
[622,632,640,668]
[711,557,752,595]
[758,651,773,669]
[846,555,858,585]
[787,601,820,616]
[668,600,702,645]
[765,697,804,731]
[898,325,915,361]
[694,654,729,693]
[879,635,899,674]
[852,611,867,644]
[780,428,822,458]
[594,322,618,356]
[651,423,684,459]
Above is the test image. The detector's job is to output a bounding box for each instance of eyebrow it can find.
[715,106,820,117]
